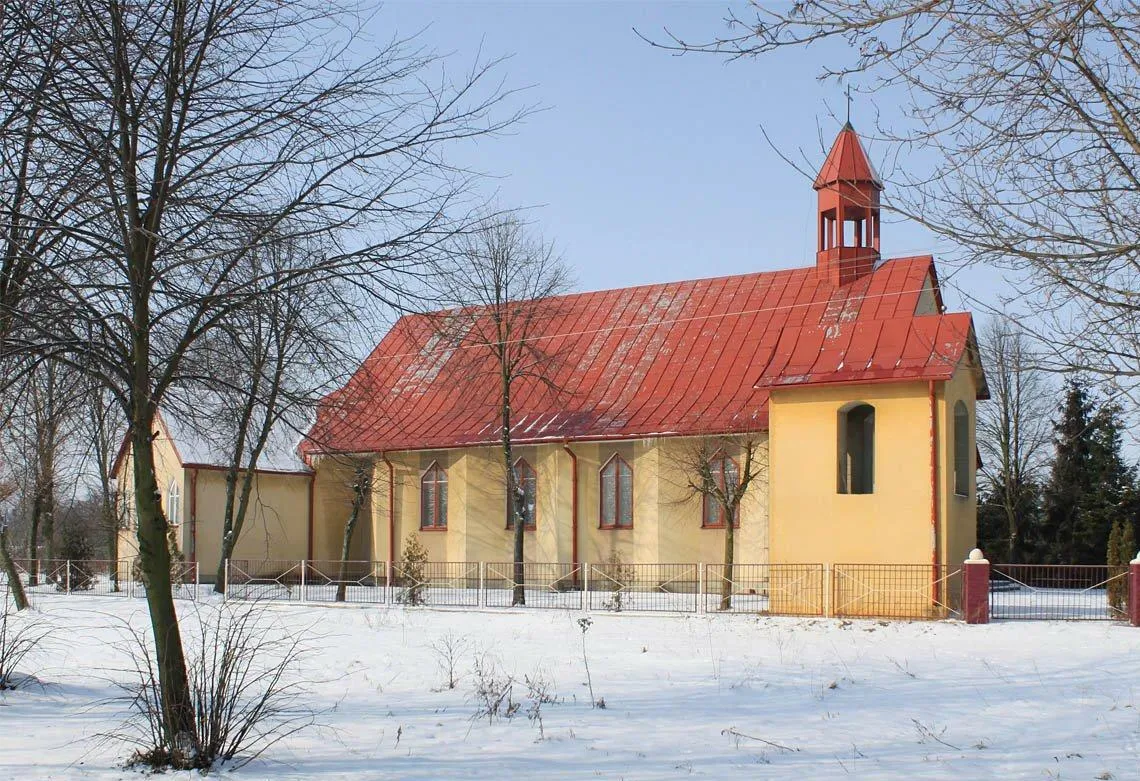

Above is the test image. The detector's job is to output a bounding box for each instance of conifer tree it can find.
[1037,382,1096,563]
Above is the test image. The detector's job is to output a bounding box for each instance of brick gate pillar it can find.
[963,548,990,625]
[1130,553,1140,628]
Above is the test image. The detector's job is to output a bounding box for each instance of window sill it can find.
[506,526,537,532]
[598,524,634,531]
[953,492,969,499]
[419,526,448,532]
[701,524,740,530]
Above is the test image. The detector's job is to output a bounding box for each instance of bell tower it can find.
[814,121,882,286]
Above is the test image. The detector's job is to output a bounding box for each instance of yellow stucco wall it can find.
[939,362,978,569]
[344,436,769,569]
[767,369,979,616]
[310,456,372,564]
[189,468,312,575]
[114,420,187,565]
[768,380,939,567]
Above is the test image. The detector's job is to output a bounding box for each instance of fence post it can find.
[824,564,832,618]
[582,562,590,612]
[478,562,485,607]
[385,560,391,603]
[223,558,229,602]
[299,560,306,602]
[963,548,990,624]
[1130,552,1140,628]
[65,560,71,593]
[698,563,706,614]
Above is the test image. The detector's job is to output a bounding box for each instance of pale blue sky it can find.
[373,1,997,315]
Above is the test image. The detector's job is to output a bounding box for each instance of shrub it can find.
[57,524,96,592]
[600,550,632,612]
[396,532,429,606]
[0,590,48,690]
[112,602,315,771]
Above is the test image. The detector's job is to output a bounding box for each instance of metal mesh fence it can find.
[227,559,304,602]
[832,564,962,620]
[1,558,199,601]
[483,562,584,609]
[390,561,480,607]
[989,564,1130,621]
[704,563,825,615]
[303,560,387,604]
[587,562,699,612]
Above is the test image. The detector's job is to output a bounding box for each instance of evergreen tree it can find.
[1037,382,1096,563]
[1038,382,1139,564]
[977,476,1041,562]
[1079,403,1137,564]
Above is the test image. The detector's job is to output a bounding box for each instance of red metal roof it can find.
[303,256,979,456]
[814,121,882,189]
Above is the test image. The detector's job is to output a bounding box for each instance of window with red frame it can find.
[599,454,633,528]
[506,458,537,530]
[701,454,740,528]
[420,462,448,529]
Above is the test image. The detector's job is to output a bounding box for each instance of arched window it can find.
[166,479,181,526]
[507,458,537,530]
[954,401,970,497]
[599,454,633,528]
[838,403,875,494]
[420,462,448,529]
[701,454,740,528]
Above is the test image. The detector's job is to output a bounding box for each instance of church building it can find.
[301,122,988,577]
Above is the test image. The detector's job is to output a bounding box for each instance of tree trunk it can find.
[132,421,198,765]
[720,502,735,611]
[41,477,54,567]
[503,383,525,606]
[336,469,368,603]
[0,526,29,611]
[213,466,260,595]
[27,493,41,586]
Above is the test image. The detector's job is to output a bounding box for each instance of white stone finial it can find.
[1132,551,1140,565]
[966,548,988,564]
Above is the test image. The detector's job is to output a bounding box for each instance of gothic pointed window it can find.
[507,458,537,530]
[420,462,448,529]
[599,454,633,528]
[701,454,740,528]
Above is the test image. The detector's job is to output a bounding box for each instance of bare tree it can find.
[84,382,126,585]
[1,0,523,768]
[648,2,1140,381]
[0,469,28,611]
[335,457,372,603]
[203,235,355,595]
[976,317,1052,562]
[438,215,571,606]
[667,435,766,611]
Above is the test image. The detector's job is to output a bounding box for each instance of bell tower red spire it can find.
[814,121,882,286]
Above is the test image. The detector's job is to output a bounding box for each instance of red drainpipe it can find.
[306,472,315,560]
[562,443,579,576]
[382,454,395,568]
[928,380,941,603]
[189,469,198,564]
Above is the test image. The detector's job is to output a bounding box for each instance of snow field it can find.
[1,595,1139,779]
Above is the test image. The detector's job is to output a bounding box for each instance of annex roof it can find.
[111,409,312,479]
[303,256,983,457]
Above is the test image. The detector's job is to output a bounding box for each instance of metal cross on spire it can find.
[845,85,852,127]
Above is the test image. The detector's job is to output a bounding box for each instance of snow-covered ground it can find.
[2,594,1138,779]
